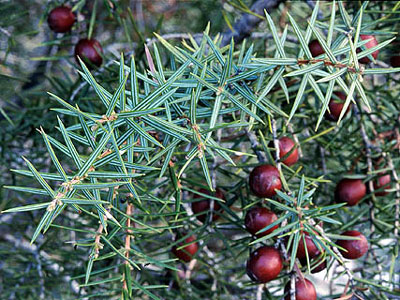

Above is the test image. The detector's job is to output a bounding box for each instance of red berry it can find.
[244,207,278,238]
[74,38,103,68]
[172,235,198,263]
[300,257,327,273]
[390,55,400,67]
[309,39,325,57]
[192,188,224,222]
[47,6,76,33]
[357,35,379,64]
[276,137,299,166]
[310,258,326,273]
[337,230,368,259]
[246,246,283,283]
[335,178,366,206]
[284,278,317,300]
[373,173,391,196]
[325,92,351,121]
[295,232,320,260]
[249,165,282,198]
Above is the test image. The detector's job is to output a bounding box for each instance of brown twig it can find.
[287,123,302,158]
[123,203,134,292]
[297,58,365,75]
[93,217,106,259]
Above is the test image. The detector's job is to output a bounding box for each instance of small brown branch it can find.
[94,217,106,259]
[287,123,302,158]
[123,203,134,291]
[124,204,134,263]
[297,58,364,75]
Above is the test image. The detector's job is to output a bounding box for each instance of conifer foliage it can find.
[1,1,400,299]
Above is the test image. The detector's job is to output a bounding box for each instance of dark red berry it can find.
[373,173,391,196]
[310,258,327,273]
[390,55,400,67]
[74,38,103,68]
[47,6,76,33]
[276,137,299,166]
[335,178,366,206]
[249,165,282,198]
[300,257,327,273]
[244,207,278,238]
[192,188,224,222]
[309,39,325,57]
[284,278,317,300]
[325,92,351,121]
[172,235,198,263]
[337,230,368,259]
[357,35,379,64]
[295,232,320,260]
[246,246,282,283]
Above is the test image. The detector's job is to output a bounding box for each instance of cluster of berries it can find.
[309,35,400,122]
[171,136,374,299]
[47,6,103,68]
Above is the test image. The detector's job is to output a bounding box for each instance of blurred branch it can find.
[245,129,266,162]
[386,155,400,237]
[353,104,378,233]
[221,0,284,46]
[0,26,11,37]
[305,0,323,20]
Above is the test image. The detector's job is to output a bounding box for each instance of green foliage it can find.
[2,0,400,299]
